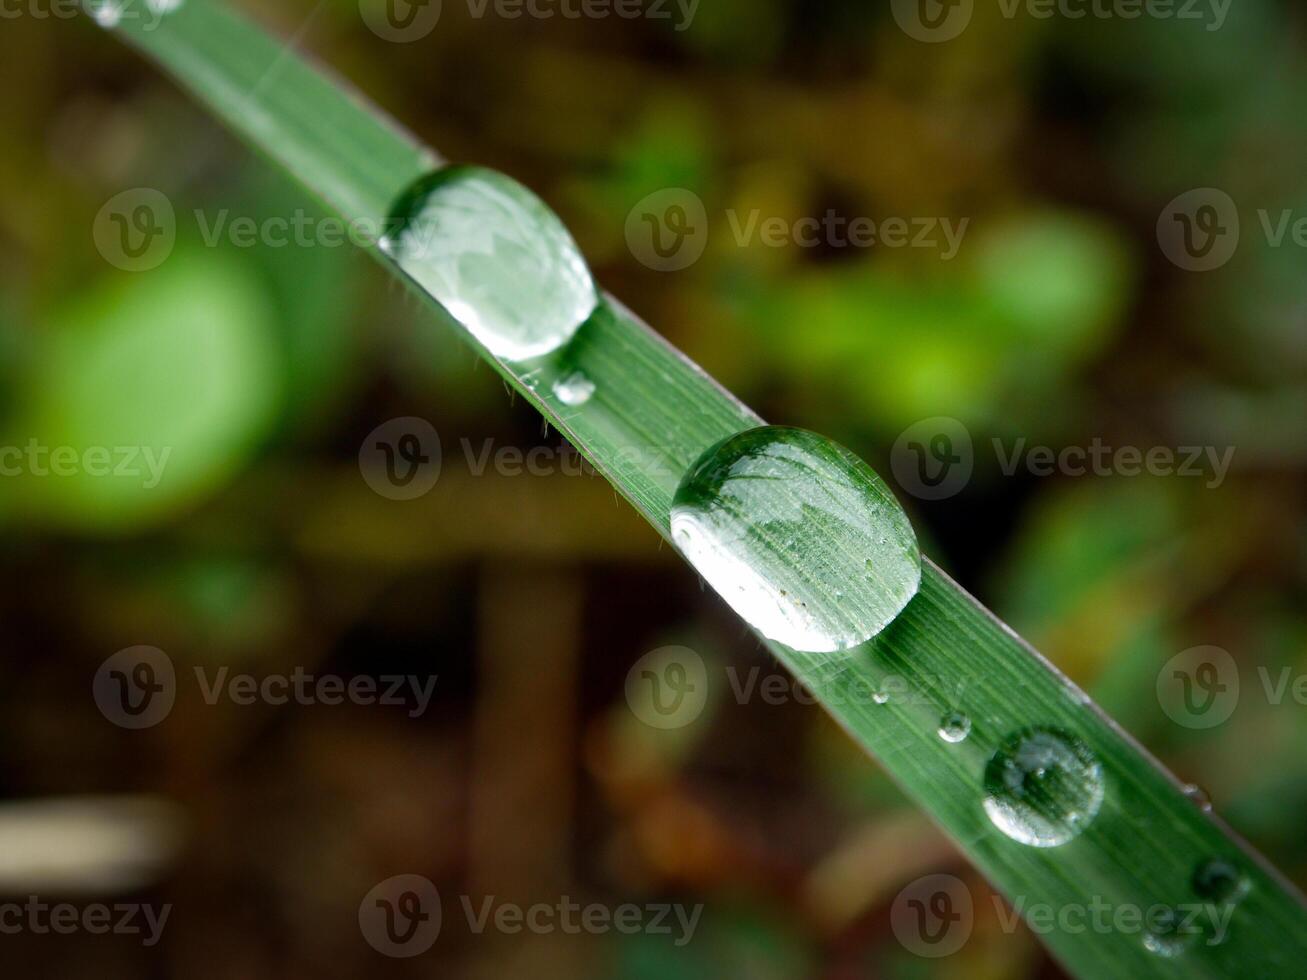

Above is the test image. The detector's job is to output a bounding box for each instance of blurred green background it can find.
[1,0,1306,976]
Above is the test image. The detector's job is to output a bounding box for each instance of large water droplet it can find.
[938,710,971,743]
[982,727,1104,847]
[384,166,598,361]
[1192,857,1250,907]
[670,426,921,654]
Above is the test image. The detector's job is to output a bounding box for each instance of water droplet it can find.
[384,166,598,361]
[1182,783,1213,813]
[86,0,123,26]
[553,370,595,406]
[938,710,971,743]
[982,727,1104,847]
[670,426,921,653]
[1143,907,1193,958]
[872,690,890,705]
[1192,858,1250,906]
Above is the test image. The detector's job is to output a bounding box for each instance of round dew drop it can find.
[938,710,971,743]
[383,166,598,361]
[553,370,596,406]
[982,727,1104,847]
[1192,858,1250,907]
[670,426,921,654]
[1142,907,1194,958]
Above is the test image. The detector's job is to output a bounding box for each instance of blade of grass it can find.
[106,3,1307,975]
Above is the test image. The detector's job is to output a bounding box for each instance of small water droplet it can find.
[872,690,890,705]
[384,165,598,361]
[87,0,123,26]
[670,426,921,653]
[1142,906,1194,958]
[982,727,1104,847]
[1144,914,1197,961]
[553,370,595,406]
[938,710,971,743]
[1192,857,1250,906]
[1182,783,1213,813]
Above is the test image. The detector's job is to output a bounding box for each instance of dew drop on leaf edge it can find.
[383,165,598,362]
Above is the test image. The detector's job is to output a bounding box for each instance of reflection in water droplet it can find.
[553,370,595,406]
[670,426,921,654]
[1193,858,1250,907]
[938,711,971,743]
[872,690,890,705]
[384,166,598,361]
[982,727,1104,847]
